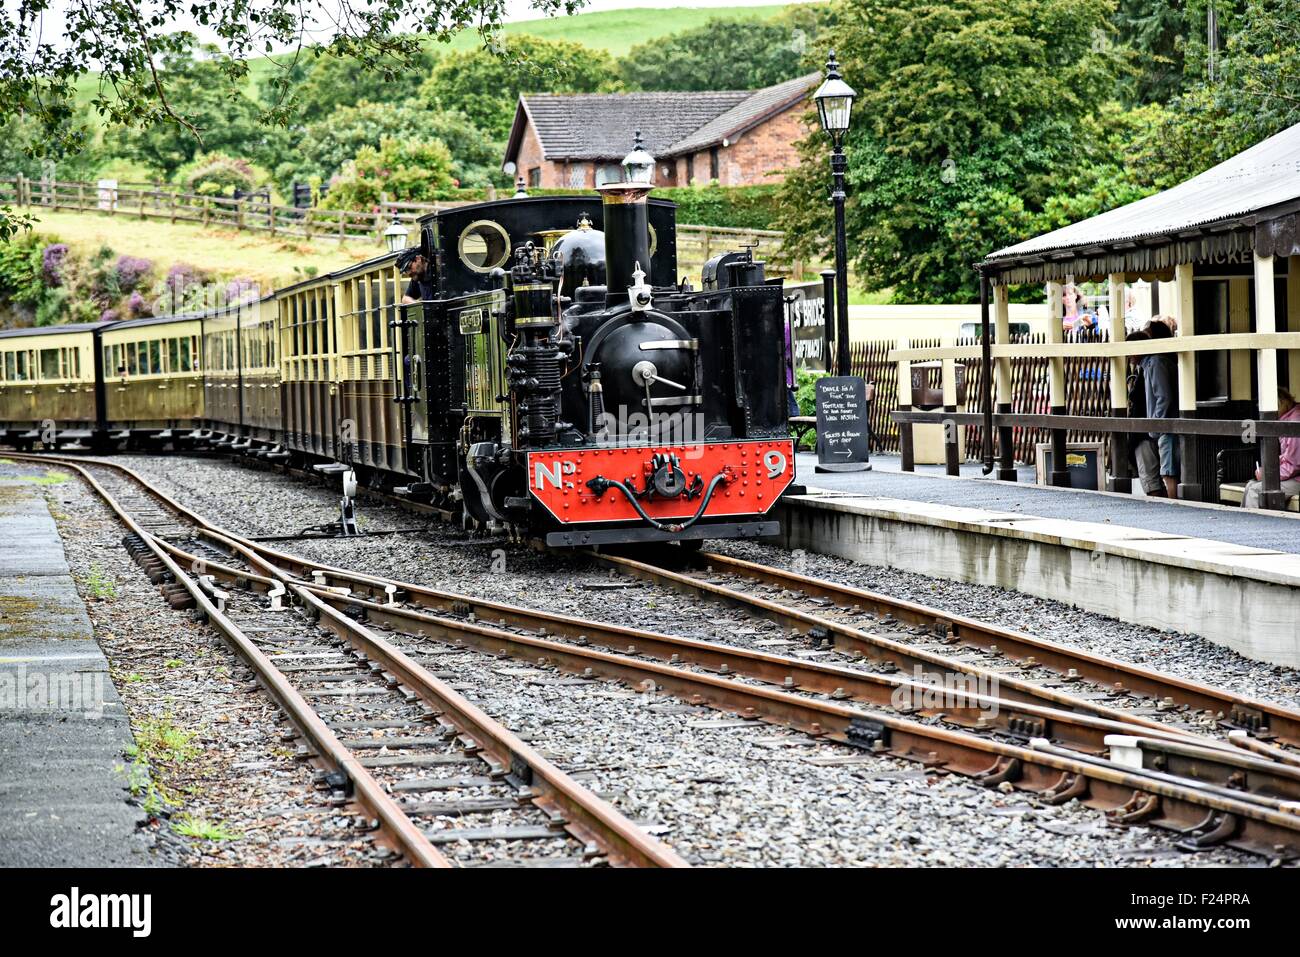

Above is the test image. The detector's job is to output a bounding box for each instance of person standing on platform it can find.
[1244,388,1300,508]
[1125,328,1164,496]
[1142,318,1179,499]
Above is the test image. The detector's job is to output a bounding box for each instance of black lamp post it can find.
[813,50,856,377]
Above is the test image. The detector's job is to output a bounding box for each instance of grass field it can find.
[28,209,375,288]
[74,6,789,106]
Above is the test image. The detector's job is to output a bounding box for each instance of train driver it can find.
[398,248,435,305]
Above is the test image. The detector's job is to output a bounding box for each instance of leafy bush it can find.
[0,234,48,314]
[174,152,267,197]
[42,243,69,285]
[320,137,456,210]
[114,255,153,293]
[287,101,508,192]
[127,291,151,317]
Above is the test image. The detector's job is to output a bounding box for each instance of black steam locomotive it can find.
[0,135,796,547]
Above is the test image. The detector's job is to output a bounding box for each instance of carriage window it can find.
[168,339,179,372]
[148,340,160,374]
[16,351,28,381]
[370,278,382,348]
[127,346,138,376]
[458,220,511,273]
[3,352,12,381]
[40,349,60,380]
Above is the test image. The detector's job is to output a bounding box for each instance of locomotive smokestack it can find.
[599,130,655,309]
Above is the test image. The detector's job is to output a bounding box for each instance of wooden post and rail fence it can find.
[1,174,813,278]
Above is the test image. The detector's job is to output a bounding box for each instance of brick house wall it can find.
[668,103,807,187]
[718,104,808,185]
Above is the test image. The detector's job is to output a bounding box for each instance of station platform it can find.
[0,462,152,866]
[783,452,1300,668]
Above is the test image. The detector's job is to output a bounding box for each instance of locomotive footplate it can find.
[527,439,794,534]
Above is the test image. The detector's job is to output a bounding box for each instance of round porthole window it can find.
[458,220,512,273]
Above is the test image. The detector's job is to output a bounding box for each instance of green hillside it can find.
[74,6,790,105]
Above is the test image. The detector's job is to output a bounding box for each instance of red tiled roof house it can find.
[503,73,819,189]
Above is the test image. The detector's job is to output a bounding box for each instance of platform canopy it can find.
[983,121,1300,285]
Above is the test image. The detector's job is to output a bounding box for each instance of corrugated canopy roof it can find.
[987,121,1300,267]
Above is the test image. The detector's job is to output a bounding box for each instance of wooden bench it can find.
[1218,483,1300,511]
[789,416,817,449]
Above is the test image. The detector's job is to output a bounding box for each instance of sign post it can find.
[814,376,872,473]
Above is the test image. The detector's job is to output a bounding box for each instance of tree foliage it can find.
[319,137,456,209]
[776,0,1124,303]
[288,49,440,125]
[0,0,580,235]
[421,34,617,139]
[288,101,505,191]
[619,8,827,92]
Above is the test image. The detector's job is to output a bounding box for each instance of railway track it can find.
[594,549,1300,751]
[21,455,685,869]
[15,452,1300,861]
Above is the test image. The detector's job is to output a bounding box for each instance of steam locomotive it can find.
[0,134,796,547]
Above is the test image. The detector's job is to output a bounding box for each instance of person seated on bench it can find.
[1244,388,1300,508]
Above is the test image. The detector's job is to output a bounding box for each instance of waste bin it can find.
[910,361,967,465]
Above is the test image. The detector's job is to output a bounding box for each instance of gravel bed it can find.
[100,454,1278,866]
[712,541,1300,712]
[380,636,1260,866]
[45,468,395,867]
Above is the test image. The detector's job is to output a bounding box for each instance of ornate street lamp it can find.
[383,213,409,253]
[813,50,856,377]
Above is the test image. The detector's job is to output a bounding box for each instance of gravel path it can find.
[92,453,1280,867]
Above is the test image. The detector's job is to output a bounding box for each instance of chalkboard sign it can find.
[815,376,871,473]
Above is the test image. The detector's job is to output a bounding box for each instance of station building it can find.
[890,121,1300,510]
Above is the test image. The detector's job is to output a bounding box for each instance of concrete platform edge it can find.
[774,493,1299,668]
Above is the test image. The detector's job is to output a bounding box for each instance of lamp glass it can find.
[622,150,655,186]
[384,218,409,253]
[813,75,857,133]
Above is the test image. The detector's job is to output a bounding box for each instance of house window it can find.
[568,164,588,188]
[709,147,719,181]
[685,155,694,184]
[595,163,622,187]
[528,167,541,188]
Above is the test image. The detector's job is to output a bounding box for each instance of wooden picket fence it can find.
[849,331,1116,464]
[2,174,813,274]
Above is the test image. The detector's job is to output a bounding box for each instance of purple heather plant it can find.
[100,308,119,322]
[127,290,151,317]
[225,276,258,304]
[41,244,69,285]
[114,255,153,292]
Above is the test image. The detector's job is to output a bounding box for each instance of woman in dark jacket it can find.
[1142,318,1179,498]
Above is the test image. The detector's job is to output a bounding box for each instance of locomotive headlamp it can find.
[813,51,856,137]
[621,129,655,186]
[384,214,409,253]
